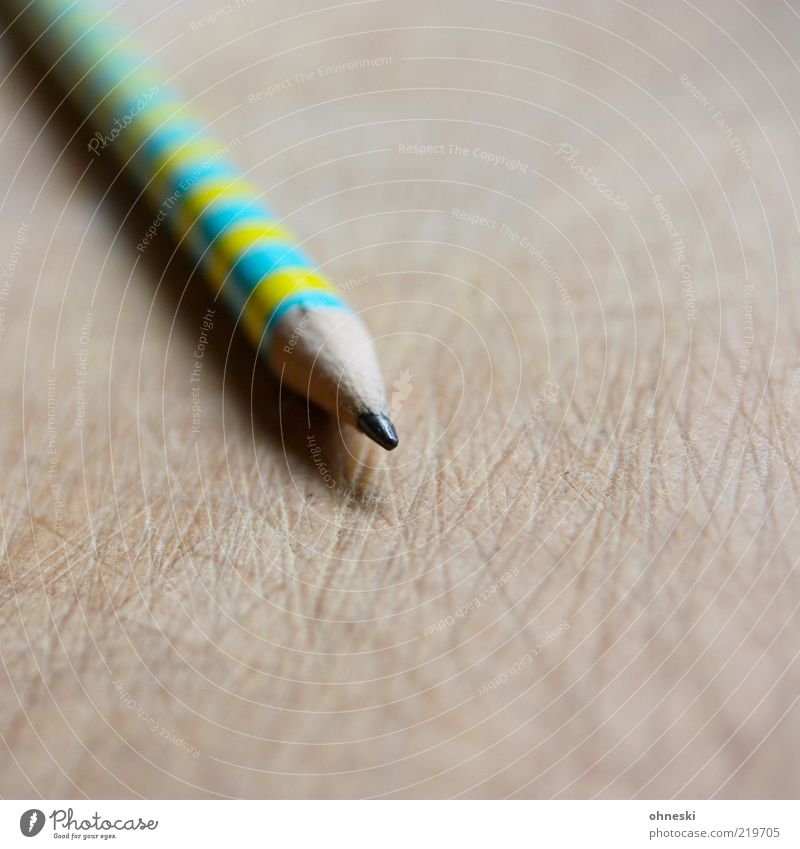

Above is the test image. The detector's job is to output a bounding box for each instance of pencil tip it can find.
[358,413,399,451]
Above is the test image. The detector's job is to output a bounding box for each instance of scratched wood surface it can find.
[1,0,799,799]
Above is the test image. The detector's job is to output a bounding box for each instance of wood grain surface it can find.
[1,0,799,799]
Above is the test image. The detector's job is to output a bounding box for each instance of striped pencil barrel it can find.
[15,0,348,349]
[11,0,399,449]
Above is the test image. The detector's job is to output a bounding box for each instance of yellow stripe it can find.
[215,222,296,253]
[130,99,191,134]
[158,139,222,166]
[177,179,260,230]
[203,223,297,292]
[241,269,337,345]
[145,140,229,196]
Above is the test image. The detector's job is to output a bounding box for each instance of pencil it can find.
[9,0,399,450]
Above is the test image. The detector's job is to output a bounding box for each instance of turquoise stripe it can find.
[229,244,313,295]
[264,291,351,340]
[179,190,273,232]
[179,202,275,257]
[86,46,140,81]
[136,126,232,188]
[108,84,174,123]
[196,244,314,315]
[138,120,204,161]
[197,204,274,242]
[168,161,239,196]
[64,32,140,86]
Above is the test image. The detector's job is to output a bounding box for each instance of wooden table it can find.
[1,0,798,798]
